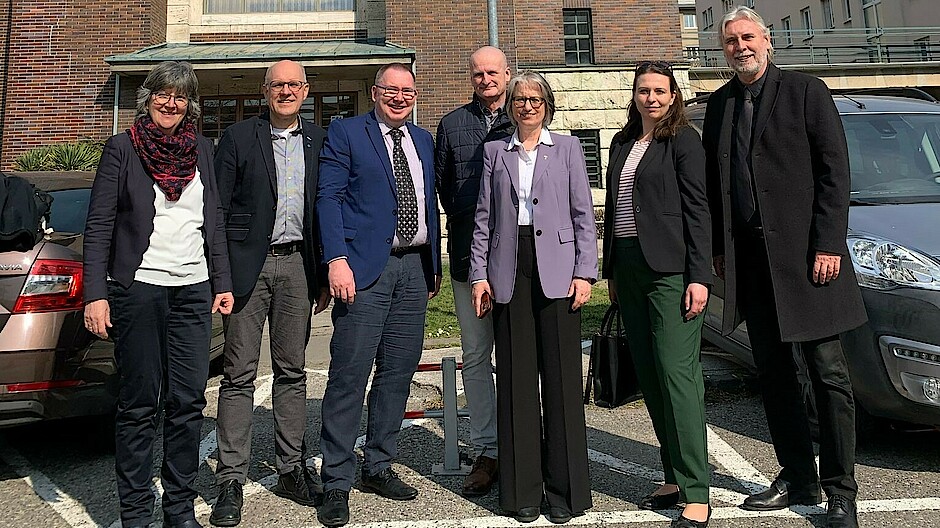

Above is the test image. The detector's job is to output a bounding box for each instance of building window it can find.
[204,0,354,15]
[702,7,713,30]
[822,0,835,29]
[563,9,595,65]
[683,13,697,29]
[570,130,602,188]
[201,96,265,140]
[843,0,852,21]
[782,16,793,46]
[768,24,776,47]
[200,92,357,140]
[862,0,882,35]
[746,0,755,8]
[722,0,734,11]
[916,37,932,61]
[801,7,814,38]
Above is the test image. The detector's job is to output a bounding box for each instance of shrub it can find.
[13,142,102,172]
[14,146,54,171]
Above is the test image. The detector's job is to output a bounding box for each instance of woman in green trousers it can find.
[600,61,713,528]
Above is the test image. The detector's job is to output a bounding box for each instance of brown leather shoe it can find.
[462,454,498,497]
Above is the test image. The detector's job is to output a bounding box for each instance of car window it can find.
[844,113,940,203]
[47,188,91,234]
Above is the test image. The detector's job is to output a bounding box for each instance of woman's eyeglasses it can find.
[511,97,545,109]
[152,92,189,107]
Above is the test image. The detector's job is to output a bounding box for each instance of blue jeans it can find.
[319,250,429,491]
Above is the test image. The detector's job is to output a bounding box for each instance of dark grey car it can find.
[686,94,940,429]
[0,172,225,427]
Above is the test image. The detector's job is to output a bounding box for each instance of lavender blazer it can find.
[469,132,598,303]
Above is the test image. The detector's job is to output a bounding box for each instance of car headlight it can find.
[847,235,940,290]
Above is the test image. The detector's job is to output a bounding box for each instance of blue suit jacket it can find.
[317,110,441,290]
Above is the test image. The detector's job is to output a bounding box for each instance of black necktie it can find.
[389,128,419,244]
[733,88,756,224]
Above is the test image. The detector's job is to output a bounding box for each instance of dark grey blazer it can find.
[703,63,867,342]
[84,131,232,302]
[213,114,327,300]
[601,125,712,286]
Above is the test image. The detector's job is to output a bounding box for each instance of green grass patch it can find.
[425,263,611,341]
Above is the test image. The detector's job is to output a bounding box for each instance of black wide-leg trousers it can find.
[493,227,593,514]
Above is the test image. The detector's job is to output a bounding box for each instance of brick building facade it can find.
[1,0,687,178]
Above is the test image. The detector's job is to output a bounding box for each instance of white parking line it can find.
[0,439,100,528]
[705,424,772,494]
[328,497,940,527]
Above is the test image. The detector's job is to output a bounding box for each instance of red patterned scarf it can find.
[128,115,198,201]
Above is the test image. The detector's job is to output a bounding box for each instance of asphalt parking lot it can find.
[0,311,938,528]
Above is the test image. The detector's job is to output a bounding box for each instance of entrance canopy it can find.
[106,40,415,72]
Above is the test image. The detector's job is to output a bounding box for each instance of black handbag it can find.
[584,303,642,408]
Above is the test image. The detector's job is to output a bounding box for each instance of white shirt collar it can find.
[507,128,553,151]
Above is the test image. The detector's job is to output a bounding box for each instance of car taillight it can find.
[12,259,84,314]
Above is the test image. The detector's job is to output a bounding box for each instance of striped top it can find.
[612,139,651,238]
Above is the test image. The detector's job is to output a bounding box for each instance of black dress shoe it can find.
[360,467,418,501]
[163,517,203,528]
[671,505,711,528]
[741,478,822,511]
[271,465,318,507]
[548,507,572,524]
[640,490,681,510]
[826,495,859,528]
[317,489,350,527]
[209,479,243,527]
[514,507,541,523]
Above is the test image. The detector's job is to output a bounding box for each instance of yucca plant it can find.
[48,142,101,171]
[14,146,54,171]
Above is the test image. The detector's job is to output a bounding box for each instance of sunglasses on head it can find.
[635,61,673,73]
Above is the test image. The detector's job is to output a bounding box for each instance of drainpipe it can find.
[487,0,498,47]
[112,73,121,135]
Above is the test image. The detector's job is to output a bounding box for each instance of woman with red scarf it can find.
[83,60,234,528]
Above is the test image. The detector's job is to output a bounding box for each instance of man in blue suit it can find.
[315,62,441,528]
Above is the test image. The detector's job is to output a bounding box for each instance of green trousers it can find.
[612,237,710,504]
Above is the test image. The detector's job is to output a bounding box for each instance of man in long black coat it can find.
[703,7,867,528]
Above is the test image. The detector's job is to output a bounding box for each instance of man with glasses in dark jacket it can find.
[434,46,513,498]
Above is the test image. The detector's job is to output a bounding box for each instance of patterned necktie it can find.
[733,88,757,223]
[389,128,419,244]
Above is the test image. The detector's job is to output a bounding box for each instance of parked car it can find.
[686,93,940,430]
[0,172,225,427]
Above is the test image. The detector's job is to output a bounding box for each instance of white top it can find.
[506,128,554,226]
[135,170,209,286]
[613,139,652,238]
[377,120,428,247]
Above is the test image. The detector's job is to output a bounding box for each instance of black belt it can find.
[390,244,426,256]
[269,242,301,256]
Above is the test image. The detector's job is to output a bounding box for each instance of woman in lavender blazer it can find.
[469,70,598,524]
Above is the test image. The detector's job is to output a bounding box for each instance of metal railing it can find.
[689,26,940,67]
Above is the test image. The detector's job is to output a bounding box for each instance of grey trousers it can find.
[215,251,312,483]
[451,278,497,456]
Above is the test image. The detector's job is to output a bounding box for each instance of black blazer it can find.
[602,126,712,286]
[84,131,232,302]
[214,114,327,300]
[703,63,866,341]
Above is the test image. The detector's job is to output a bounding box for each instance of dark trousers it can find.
[216,252,311,483]
[493,227,592,514]
[319,250,429,491]
[108,280,212,526]
[736,234,858,499]
[612,237,709,504]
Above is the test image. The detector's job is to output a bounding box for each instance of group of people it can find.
[82,5,865,528]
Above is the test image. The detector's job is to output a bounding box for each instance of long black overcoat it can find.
[702,63,867,342]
